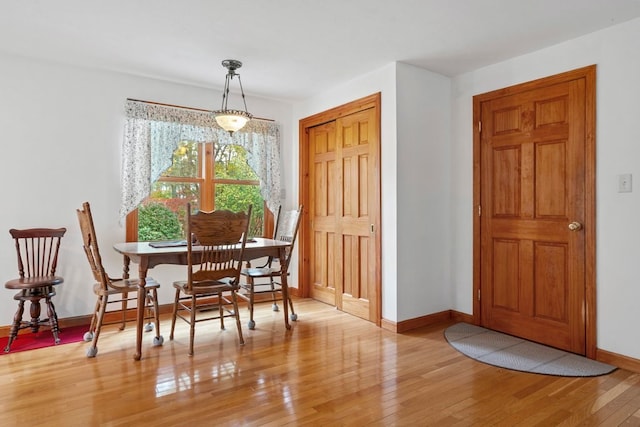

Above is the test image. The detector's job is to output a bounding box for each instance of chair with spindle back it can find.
[170,203,251,355]
[238,205,302,330]
[4,227,66,352]
[77,201,163,357]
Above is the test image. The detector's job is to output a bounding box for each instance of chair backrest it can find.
[273,205,303,270]
[76,202,110,289]
[186,203,252,290]
[10,228,66,279]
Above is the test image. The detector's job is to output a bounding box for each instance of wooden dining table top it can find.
[113,237,291,268]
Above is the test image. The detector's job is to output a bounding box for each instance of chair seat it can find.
[172,280,235,296]
[241,267,284,278]
[5,276,64,290]
[93,277,159,296]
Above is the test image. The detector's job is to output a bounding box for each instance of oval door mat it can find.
[444,322,616,377]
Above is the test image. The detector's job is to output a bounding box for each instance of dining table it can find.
[113,237,292,360]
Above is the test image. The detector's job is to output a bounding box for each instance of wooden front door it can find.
[300,93,381,325]
[474,66,596,356]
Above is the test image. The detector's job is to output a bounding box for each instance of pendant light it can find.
[213,59,252,134]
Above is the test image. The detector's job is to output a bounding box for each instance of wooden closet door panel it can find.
[336,108,377,320]
[309,122,337,305]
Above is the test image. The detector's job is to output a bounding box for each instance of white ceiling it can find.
[2,0,640,102]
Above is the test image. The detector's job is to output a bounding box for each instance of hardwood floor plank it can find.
[1,299,638,426]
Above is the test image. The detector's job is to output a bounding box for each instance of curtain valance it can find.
[120,100,281,223]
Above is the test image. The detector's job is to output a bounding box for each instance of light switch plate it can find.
[618,174,632,193]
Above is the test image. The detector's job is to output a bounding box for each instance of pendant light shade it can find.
[213,59,253,134]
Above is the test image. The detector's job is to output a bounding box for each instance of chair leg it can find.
[45,296,61,345]
[84,298,101,341]
[87,295,108,357]
[149,289,163,346]
[120,291,128,330]
[169,289,180,340]
[189,295,197,356]
[288,293,297,321]
[269,277,279,312]
[218,292,225,330]
[232,290,244,345]
[143,292,154,332]
[4,300,25,352]
[247,277,256,329]
[151,289,160,337]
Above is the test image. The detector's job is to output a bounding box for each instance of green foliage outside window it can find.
[214,144,264,236]
[164,142,198,178]
[215,184,264,236]
[138,203,183,241]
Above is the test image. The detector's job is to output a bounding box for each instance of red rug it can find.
[0,324,88,354]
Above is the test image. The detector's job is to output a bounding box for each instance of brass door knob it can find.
[568,221,583,231]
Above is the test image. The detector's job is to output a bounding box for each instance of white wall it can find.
[0,52,292,320]
[450,17,640,358]
[396,63,452,321]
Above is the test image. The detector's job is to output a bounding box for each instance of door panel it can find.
[335,109,377,320]
[309,122,337,306]
[480,77,587,354]
[534,242,568,321]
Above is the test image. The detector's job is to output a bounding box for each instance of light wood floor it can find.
[1,299,640,426]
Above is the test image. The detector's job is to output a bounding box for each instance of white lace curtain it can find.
[119,99,281,223]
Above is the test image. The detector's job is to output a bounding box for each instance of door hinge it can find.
[478,121,482,133]
[478,289,481,301]
[478,205,482,216]
[370,224,374,233]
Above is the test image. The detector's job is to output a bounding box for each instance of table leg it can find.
[122,255,130,280]
[279,248,291,330]
[134,259,148,361]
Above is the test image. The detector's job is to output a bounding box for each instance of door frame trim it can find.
[472,65,597,358]
[298,92,382,325]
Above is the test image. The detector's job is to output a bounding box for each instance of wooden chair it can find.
[238,205,302,330]
[4,228,66,352]
[77,201,163,358]
[170,204,251,356]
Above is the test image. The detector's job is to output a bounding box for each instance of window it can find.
[128,141,268,241]
[121,99,281,242]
